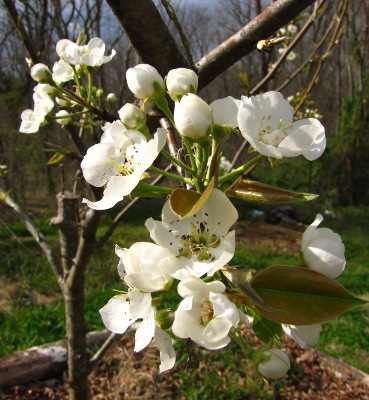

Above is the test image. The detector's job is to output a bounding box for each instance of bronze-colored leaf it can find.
[251,265,366,324]
[226,179,318,204]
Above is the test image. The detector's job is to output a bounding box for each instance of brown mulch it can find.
[1,332,368,400]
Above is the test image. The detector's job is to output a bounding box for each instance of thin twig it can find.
[0,187,64,289]
[250,0,326,95]
[88,332,118,371]
[294,0,349,114]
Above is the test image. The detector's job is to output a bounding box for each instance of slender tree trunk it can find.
[64,278,89,400]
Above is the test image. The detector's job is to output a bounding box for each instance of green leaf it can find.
[130,182,172,198]
[47,152,66,165]
[253,314,283,343]
[169,179,215,218]
[251,265,367,325]
[226,179,318,204]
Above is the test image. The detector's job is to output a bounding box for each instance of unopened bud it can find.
[30,63,52,83]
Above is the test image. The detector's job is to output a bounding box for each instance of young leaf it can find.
[251,265,367,325]
[169,179,215,218]
[253,314,283,343]
[47,152,66,165]
[226,179,318,203]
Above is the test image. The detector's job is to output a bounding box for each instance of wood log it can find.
[0,330,110,388]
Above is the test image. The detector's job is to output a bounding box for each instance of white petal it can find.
[83,172,142,210]
[99,296,135,334]
[201,189,238,236]
[282,324,322,347]
[301,214,323,250]
[210,96,240,128]
[134,312,156,352]
[203,317,232,344]
[129,291,153,318]
[155,328,176,373]
[145,217,182,255]
[209,292,239,327]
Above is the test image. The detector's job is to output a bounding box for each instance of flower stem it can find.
[182,137,198,174]
[161,148,196,175]
[155,97,175,126]
[150,165,193,184]
[218,154,265,184]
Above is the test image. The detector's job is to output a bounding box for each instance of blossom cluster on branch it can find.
[19,36,364,380]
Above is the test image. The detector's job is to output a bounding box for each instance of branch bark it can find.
[105,0,191,76]
[197,0,318,89]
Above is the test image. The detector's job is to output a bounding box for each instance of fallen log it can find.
[0,330,111,388]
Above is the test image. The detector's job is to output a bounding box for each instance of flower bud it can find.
[55,110,71,127]
[257,348,290,379]
[166,68,198,101]
[30,63,52,83]
[126,64,164,100]
[301,214,346,279]
[107,93,117,104]
[174,93,213,142]
[118,103,146,130]
[96,89,104,98]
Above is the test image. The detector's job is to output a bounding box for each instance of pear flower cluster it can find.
[18,40,355,382]
[20,36,116,134]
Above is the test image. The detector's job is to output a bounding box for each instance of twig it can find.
[250,0,326,95]
[160,0,195,67]
[88,332,118,371]
[0,187,64,289]
[294,0,349,114]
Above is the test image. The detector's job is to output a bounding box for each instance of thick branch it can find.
[0,188,64,288]
[197,0,317,89]
[105,0,191,76]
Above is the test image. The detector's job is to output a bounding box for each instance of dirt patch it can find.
[236,220,305,254]
[1,332,369,400]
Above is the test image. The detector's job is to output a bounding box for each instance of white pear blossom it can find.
[210,96,241,128]
[20,90,54,134]
[282,324,322,348]
[126,64,165,99]
[55,110,71,127]
[174,93,214,141]
[145,189,237,279]
[301,214,346,278]
[56,38,115,66]
[166,68,198,101]
[115,242,175,292]
[171,276,239,349]
[258,348,290,379]
[30,63,51,82]
[52,59,74,84]
[80,38,116,67]
[100,290,175,372]
[238,91,326,160]
[81,121,166,210]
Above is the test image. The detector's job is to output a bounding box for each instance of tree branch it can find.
[105,0,191,76]
[0,187,64,289]
[197,0,318,90]
[2,0,40,64]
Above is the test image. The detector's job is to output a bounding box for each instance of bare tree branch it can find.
[2,0,40,63]
[197,0,318,89]
[0,187,64,288]
[105,0,191,76]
